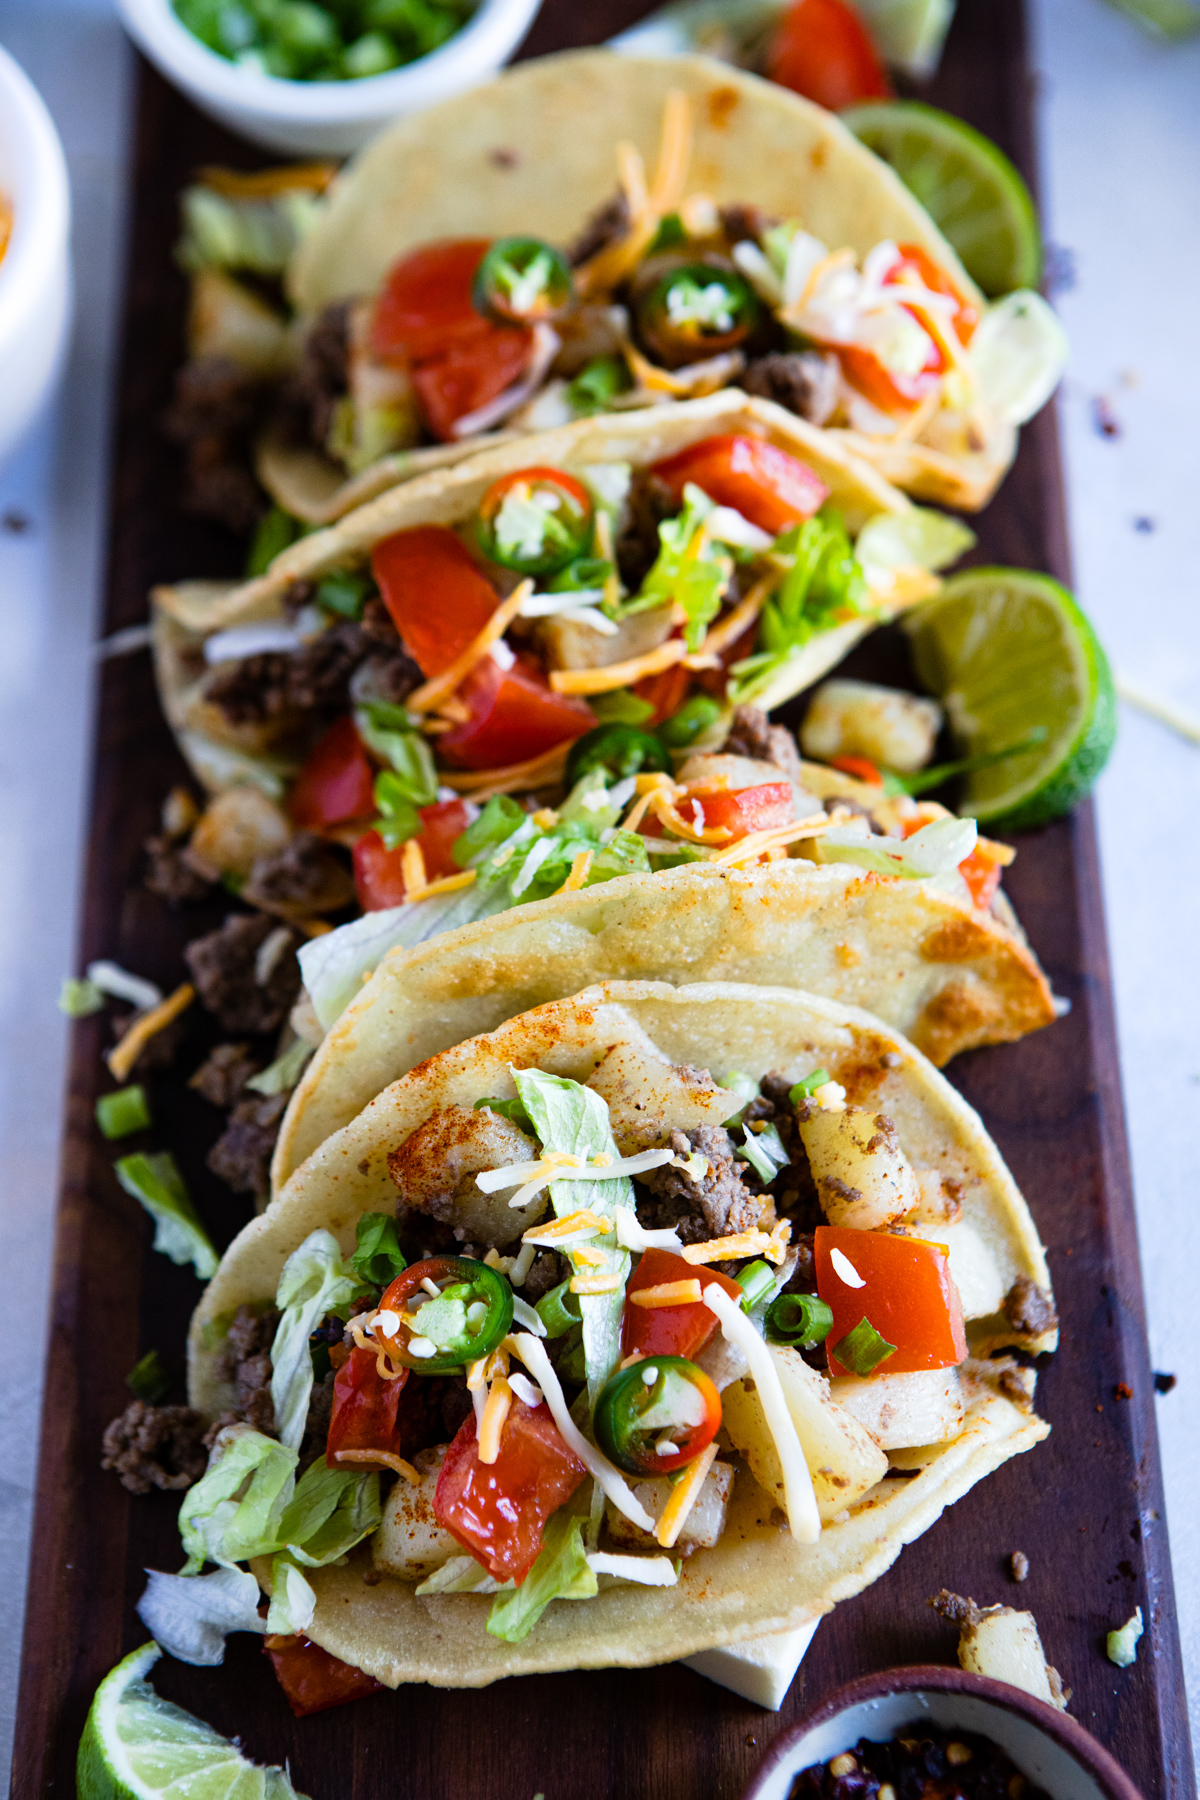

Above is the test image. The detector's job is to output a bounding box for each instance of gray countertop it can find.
[0,0,1195,1770]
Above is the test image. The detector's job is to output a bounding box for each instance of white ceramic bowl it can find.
[115,0,545,156]
[743,1667,1143,1800]
[0,46,71,470]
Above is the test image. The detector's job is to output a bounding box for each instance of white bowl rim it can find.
[741,1666,1146,1800]
[116,0,541,122]
[0,45,70,343]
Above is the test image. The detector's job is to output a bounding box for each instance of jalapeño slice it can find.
[594,1355,721,1477]
[476,466,595,577]
[636,263,760,368]
[474,237,575,325]
[377,1255,513,1373]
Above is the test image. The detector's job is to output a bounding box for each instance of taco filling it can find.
[140,1012,1055,1687]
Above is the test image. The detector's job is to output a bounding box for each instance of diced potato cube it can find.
[187,787,292,880]
[934,1220,1005,1320]
[721,1346,887,1524]
[605,1460,735,1555]
[539,604,672,672]
[388,1104,543,1246]
[910,1167,962,1225]
[372,1447,458,1582]
[829,1366,964,1451]
[586,1042,737,1155]
[800,678,943,774]
[958,1607,1068,1711]
[795,1104,919,1229]
[188,268,292,375]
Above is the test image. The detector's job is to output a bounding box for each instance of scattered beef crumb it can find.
[1114,1381,1133,1401]
[522,1250,569,1303]
[742,350,840,427]
[143,832,215,906]
[242,833,356,918]
[567,189,629,267]
[615,470,678,591]
[185,913,302,1035]
[162,358,269,535]
[362,1568,383,1586]
[1011,1550,1030,1582]
[101,1400,209,1494]
[190,1042,261,1107]
[210,1304,280,1439]
[783,1232,816,1293]
[222,1303,279,1371]
[208,1092,289,1197]
[719,202,774,245]
[1154,1371,1177,1395]
[1002,1274,1059,1338]
[285,300,351,449]
[928,1588,979,1626]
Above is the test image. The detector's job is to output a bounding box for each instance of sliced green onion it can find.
[719,1070,759,1129]
[245,505,301,578]
[96,1085,152,1140]
[588,690,656,727]
[765,1292,833,1347]
[832,1315,897,1377]
[371,771,421,850]
[474,1095,535,1135]
[788,1069,831,1106]
[535,1279,583,1339]
[59,976,104,1017]
[649,213,688,253]
[350,1212,406,1287]
[246,1037,312,1097]
[735,1260,775,1313]
[316,571,373,620]
[737,1122,789,1184]
[126,1348,171,1404]
[114,1152,218,1280]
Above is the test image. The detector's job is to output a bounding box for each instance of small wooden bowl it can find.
[742,1666,1144,1800]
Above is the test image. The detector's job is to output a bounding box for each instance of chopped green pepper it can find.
[594,1355,722,1476]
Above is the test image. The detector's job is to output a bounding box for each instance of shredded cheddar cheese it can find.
[701,576,774,656]
[107,983,195,1083]
[975,836,1017,867]
[523,1208,609,1243]
[438,742,573,798]
[654,1441,718,1548]
[477,1375,513,1465]
[400,837,427,898]
[627,1279,704,1309]
[406,579,533,714]
[331,1446,420,1483]
[765,1219,793,1265]
[570,1271,624,1295]
[407,868,476,902]
[681,1228,773,1265]
[549,636,688,695]
[556,848,594,893]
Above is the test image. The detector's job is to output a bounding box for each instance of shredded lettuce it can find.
[246,1036,312,1097]
[416,1556,506,1596]
[728,508,872,709]
[114,1153,218,1280]
[1107,1605,1144,1668]
[854,508,975,590]
[59,976,104,1017]
[512,1069,632,1407]
[176,185,320,276]
[136,1565,267,1667]
[486,1511,597,1642]
[622,483,730,649]
[737,1122,789,1182]
[271,1231,365,1452]
[350,1211,406,1287]
[813,815,977,886]
[266,1556,317,1636]
[278,1461,381,1568]
[178,1426,297,1574]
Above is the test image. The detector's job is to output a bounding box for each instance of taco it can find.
[253,50,1061,525]
[173,980,1054,1693]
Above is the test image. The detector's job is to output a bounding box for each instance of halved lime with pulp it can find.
[905,568,1116,830]
[77,1643,308,1800]
[842,99,1042,296]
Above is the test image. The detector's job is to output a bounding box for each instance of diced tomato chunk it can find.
[688,781,794,841]
[352,799,474,911]
[837,343,941,415]
[290,716,376,830]
[410,325,533,443]
[815,1225,967,1376]
[264,1634,383,1717]
[372,525,499,677]
[325,1345,409,1467]
[651,434,829,536]
[370,239,493,361]
[765,0,891,111]
[433,1398,587,1584]
[634,660,692,727]
[437,653,594,771]
[829,754,884,785]
[958,846,1002,912]
[621,1248,743,1361]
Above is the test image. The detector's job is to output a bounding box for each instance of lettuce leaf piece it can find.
[350,1211,406,1287]
[737,1121,789,1182]
[812,815,977,886]
[271,1231,366,1453]
[245,1036,312,1097]
[280,1463,382,1569]
[266,1556,317,1635]
[512,1069,632,1408]
[486,1511,598,1642]
[353,709,438,805]
[136,1565,267,1667]
[728,508,873,706]
[416,1555,506,1596]
[623,483,730,649]
[114,1153,218,1280]
[854,507,975,590]
[178,1426,298,1574]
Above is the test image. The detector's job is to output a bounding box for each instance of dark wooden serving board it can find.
[9,4,1194,1797]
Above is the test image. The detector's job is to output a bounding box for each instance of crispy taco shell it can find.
[278,50,1011,516]
[190,980,1051,1686]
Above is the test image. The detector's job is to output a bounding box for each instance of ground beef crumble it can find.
[241,833,355,918]
[1002,1274,1059,1337]
[143,832,216,906]
[722,704,804,781]
[567,189,630,266]
[190,1041,261,1107]
[185,913,302,1035]
[208,1091,289,1197]
[742,350,840,426]
[162,358,269,535]
[615,470,678,591]
[637,1124,763,1240]
[101,1400,209,1495]
[281,300,351,449]
[522,1250,569,1302]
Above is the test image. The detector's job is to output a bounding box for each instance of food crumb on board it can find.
[1133,516,1156,533]
[1154,1371,1177,1394]
[1114,1382,1133,1400]
[1010,1551,1030,1583]
[1092,396,1122,439]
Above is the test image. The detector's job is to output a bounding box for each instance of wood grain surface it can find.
[9,4,1195,1798]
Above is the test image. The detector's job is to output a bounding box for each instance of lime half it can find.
[78,1643,308,1800]
[842,99,1041,296]
[905,568,1116,830]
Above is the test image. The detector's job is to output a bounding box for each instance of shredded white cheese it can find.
[587,1552,678,1587]
[830,1247,865,1288]
[507,1333,655,1530]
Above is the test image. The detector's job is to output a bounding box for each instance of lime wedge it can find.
[77,1643,308,1800]
[841,99,1041,296]
[905,568,1116,830]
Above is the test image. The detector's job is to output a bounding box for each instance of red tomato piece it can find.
[372,525,499,678]
[837,342,941,415]
[958,846,1002,912]
[370,239,493,361]
[411,324,533,443]
[352,799,474,911]
[765,0,891,111]
[290,715,376,830]
[622,1248,743,1361]
[651,434,829,536]
[325,1345,409,1468]
[433,1398,587,1584]
[687,781,794,841]
[888,243,979,345]
[829,754,884,785]
[437,652,594,771]
[635,659,693,727]
[815,1225,967,1376]
[264,1634,383,1717]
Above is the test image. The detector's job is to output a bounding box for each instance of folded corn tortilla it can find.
[190,980,1051,1686]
